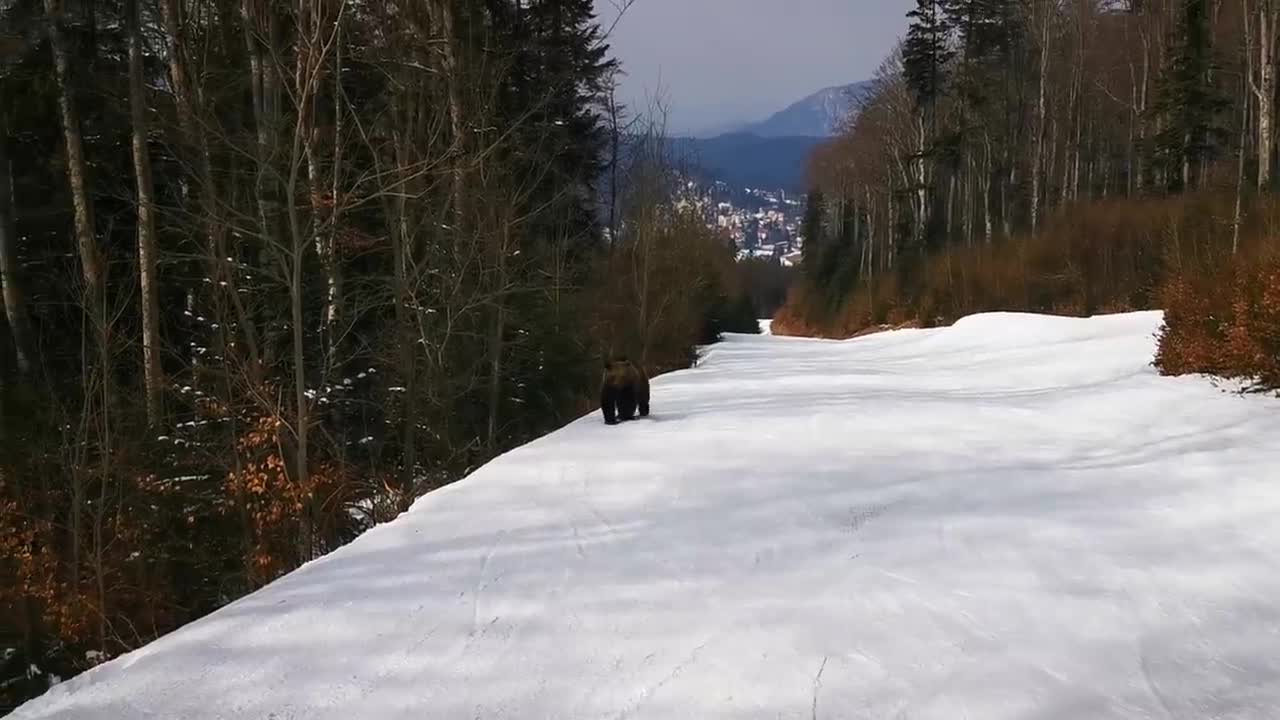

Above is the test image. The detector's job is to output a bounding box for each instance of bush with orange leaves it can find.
[1156,259,1280,390]
[772,278,906,338]
[1231,264,1280,387]
[1,444,195,703]
[775,193,1277,342]
[0,496,90,644]
[224,413,362,586]
[776,190,1280,390]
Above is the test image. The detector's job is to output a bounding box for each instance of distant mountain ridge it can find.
[671,134,825,192]
[675,81,872,191]
[737,81,874,138]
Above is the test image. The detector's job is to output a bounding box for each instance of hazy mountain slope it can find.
[672,82,872,191]
[672,133,824,191]
[739,81,874,137]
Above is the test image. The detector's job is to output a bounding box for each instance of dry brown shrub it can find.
[774,194,1280,353]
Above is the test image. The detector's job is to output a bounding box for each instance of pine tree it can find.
[1155,0,1228,190]
[902,0,955,115]
[944,0,1016,108]
[946,0,1012,61]
[478,0,619,446]
[801,188,825,279]
[524,0,618,257]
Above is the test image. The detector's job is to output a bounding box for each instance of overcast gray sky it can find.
[593,0,914,136]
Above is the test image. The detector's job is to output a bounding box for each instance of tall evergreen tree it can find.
[902,0,954,115]
[801,188,826,279]
[946,0,1012,64]
[478,0,620,447]
[944,0,1017,111]
[524,0,617,257]
[1155,0,1228,190]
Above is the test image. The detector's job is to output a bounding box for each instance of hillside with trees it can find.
[775,0,1280,392]
[0,0,761,710]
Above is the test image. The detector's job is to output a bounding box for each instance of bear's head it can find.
[603,359,635,386]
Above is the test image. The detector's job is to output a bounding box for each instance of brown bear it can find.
[600,357,650,425]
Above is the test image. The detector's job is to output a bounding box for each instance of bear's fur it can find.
[600,358,650,425]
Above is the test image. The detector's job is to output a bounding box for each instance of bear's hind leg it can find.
[601,386,618,425]
[618,386,637,421]
[637,372,650,418]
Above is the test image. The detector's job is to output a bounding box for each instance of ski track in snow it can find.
[15,310,1280,719]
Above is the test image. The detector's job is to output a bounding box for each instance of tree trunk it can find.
[1256,0,1277,189]
[160,0,261,373]
[46,0,104,588]
[299,0,341,385]
[45,0,103,302]
[1001,166,1014,241]
[606,71,624,249]
[982,134,994,245]
[945,173,956,246]
[486,300,506,453]
[0,118,34,375]
[286,0,322,562]
[323,23,344,380]
[1031,1,1051,234]
[1071,4,1085,203]
[964,154,974,247]
[288,225,311,562]
[1235,130,1246,255]
[126,0,164,425]
[1072,102,1083,201]
[639,207,653,364]
[243,0,282,254]
[1137,24,1151,194]
[486,204,511,452]
[427,0,465,232]
[1062,65,1079,204]
[887,191,896,270]
[915,117,929,251]
[390,105,418,508]
[1182,129,1193,190]
[393,182,417,508]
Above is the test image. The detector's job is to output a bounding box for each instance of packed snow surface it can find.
[16,311,1280,719]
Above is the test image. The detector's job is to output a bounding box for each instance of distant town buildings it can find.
[688,181,806,266]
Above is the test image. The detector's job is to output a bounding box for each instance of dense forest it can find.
[777,0,1280,390]
[0,0,761,708]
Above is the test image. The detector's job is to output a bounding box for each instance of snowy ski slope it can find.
[14,311,1280,719]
